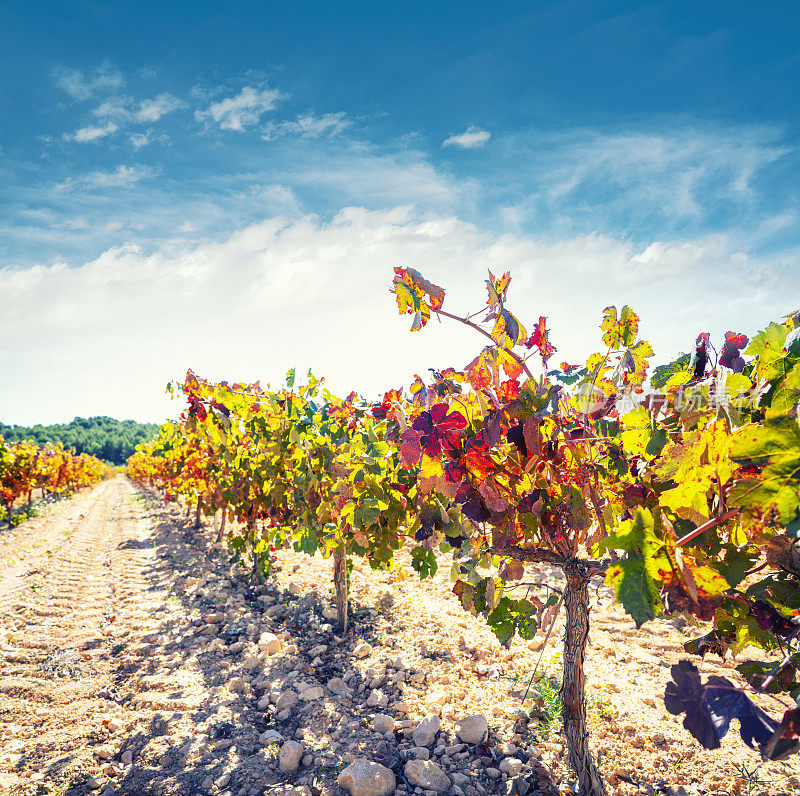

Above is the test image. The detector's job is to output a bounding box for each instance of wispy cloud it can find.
[66,122,119,143]
[496,124,791,232]
[54,62,124,101]
[129,129,170,149]
[57,164,159,190]
[443,126,491,149]
[263,111,352,140]
[92,93,183,123]
[196,86,284,131]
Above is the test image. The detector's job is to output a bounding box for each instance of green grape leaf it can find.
[651,354,691,390]
[606,556,663,628]
[486,597,538,646]
[730,418,800,523]
[411,546,438,579]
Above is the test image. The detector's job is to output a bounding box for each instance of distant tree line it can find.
[0,416,160,465]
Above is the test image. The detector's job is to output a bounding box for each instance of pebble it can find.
[413,714,440,747]
[300,686,324,701]
[328,677,352,695]
[367,689,389,709]
[276,691,300,711]
[259,632,283,654]
[279,740,304,773]
[373,714,395,733]
[454,714,488,745]
[337,759,396,796]
[353,642,372,659]
[404,760,450,793]
[499,758,523,777]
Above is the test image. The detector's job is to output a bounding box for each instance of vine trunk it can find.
[562,559,608,796]
[333,548,348,632]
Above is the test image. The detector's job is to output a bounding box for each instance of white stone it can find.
[412,714,440,748]
[454,714,488,745]
[373,714,395,733]
[276,690,300,711]
[300,686,324,701]
[367,689,389,709]
[404,760,450,793]
[260,730,284,744]
[353,642,372,659]
[337,759,396,796]
[279,740,304,773]
[327,677,352,695]
[499,758,523,777]
[259,632,283,655]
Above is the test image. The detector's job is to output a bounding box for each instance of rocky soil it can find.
[0,478,798,796]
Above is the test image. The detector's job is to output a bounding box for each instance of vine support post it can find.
[561,559,608,796]
[333,546,348,633]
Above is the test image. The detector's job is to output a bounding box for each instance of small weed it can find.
[731,761,776,796]
[588,691,614,721]
[527,668,563,740]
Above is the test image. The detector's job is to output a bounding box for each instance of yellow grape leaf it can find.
[485,271,512,308]
[417,454,444,493]
[491,308,527,350]
[601,305,640,348]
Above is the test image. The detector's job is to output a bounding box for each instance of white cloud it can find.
[129,130,170,149]
[263,111,352,140]
[135,93,184,122]
[0,206,792,425]
[54,63,124,101]
[92,93,183,123]
[66,122,119,143]
[196,86,284,131]
[443,126,491,149]
[92,98,130,120]
[57,164,159,191]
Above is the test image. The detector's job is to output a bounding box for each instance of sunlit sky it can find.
[1,1,799,425]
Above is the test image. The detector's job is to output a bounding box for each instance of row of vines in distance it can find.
[126,267,800,796]
[0,436,113,526]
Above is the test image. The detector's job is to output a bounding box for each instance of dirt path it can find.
[1,481,799,796]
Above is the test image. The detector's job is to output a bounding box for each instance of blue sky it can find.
[1,1,799,424]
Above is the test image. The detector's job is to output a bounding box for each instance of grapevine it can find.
[125,266,800,796]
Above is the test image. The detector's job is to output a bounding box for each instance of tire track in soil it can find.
[0,478,210,795]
